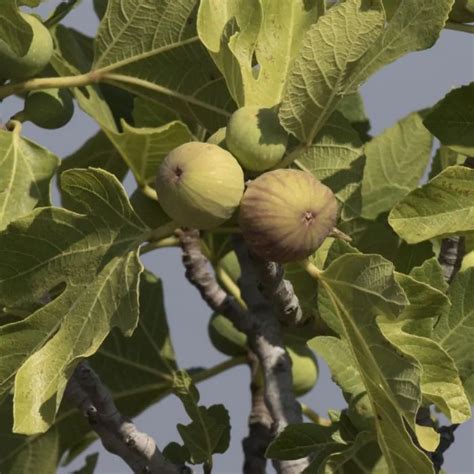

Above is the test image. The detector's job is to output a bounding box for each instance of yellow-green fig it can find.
[208,312,248,357]
[239,169,338,263]
[156,142,245,229]
[0,13,53,79]
[24,88,74,129]
[226,106,288,172]
[449,0,474,22]
[288,345,319,396]
[254,343,319,396]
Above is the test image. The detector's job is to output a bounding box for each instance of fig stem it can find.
[191,355,247,384]
[0,72,97,100]
[139,184,158,201]
[146,220,178,243]
[216,264,247,309]
[329,227,352,242]
[445,21,474,34]
[10,110,26,123]
[270,143,308,170]
[140,236,180,255]
[300,403,332,426]
[300,259,322,280]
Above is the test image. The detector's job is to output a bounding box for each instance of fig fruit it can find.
[449,0,474,23]
[156,142,245,229]
[239,169,338,263]
[288,344,319,396]
[208,312,247,357]
[0,13,53,79]
[24,88,74,129]
[226,106,288,172]
[254,343,318,396]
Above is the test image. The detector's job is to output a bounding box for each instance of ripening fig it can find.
[208,313,247,357]
[239,169,338,263]
[226,106,288,172]
[449,0,474,23]
[288,345,319,396]
[0,13,53,79]
[156,142,245,229]
[24,88,74,129]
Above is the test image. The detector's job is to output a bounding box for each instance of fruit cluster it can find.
[156,106,338,264]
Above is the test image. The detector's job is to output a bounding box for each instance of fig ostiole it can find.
[239,169,338,263]
[226,106,288,172]
[23,88,74,129]
[156,141,245,230]
[0,13,53,79]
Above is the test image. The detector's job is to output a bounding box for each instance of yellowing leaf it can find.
[279,0,384,143]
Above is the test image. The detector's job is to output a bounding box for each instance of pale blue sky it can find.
[1,2,473,473]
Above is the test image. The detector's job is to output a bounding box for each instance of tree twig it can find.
[65,362,190,474]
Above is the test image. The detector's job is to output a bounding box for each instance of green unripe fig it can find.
[24,88,74,129]
[347,393,374,432]
[254,343,319,396]
[156,142,245,229]
[449,0,474,23]
[288,345,319,396]
[239,169,338,263]
[208,313,248,357]
[226,106,288,172]
[0,13,53,79]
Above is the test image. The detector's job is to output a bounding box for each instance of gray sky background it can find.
[1,2,473,473]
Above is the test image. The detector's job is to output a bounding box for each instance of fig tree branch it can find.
[249,256,303,325]
[242,351,273,474]
[64,362,190,474]
[233,236,310,473]
[177,229,309,473]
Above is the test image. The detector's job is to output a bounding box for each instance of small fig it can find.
[239,169,338,263]
[0,13,53,79]
[288,344,319,396]
[24,88,74,129]
[208,312,247,357]
[253,343,318,396]
[449,0,474,23]
[156,142,244,229]
[226,106,288,172]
